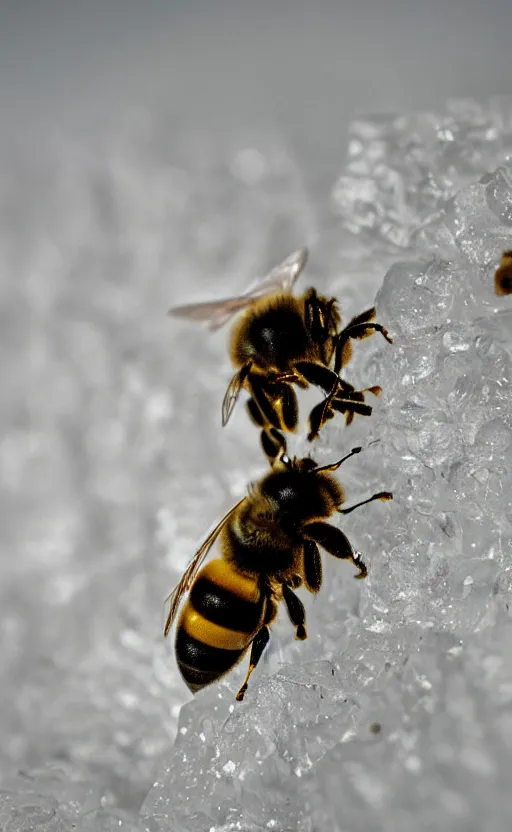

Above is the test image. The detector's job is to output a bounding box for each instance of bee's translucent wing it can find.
[221,364,252,426]
[168,247,309,331]
[163,498,246,637]
[169,295,252,331]
[247,246,309,296]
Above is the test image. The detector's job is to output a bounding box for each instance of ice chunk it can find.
[0,767,102,831]
[76,809,157,832]
[144,101,512,830]
[332,99,509,249]
[308,622,512,832]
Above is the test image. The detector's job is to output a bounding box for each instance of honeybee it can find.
[169,248,392,459]
[495,250,512,295]
[164,444,392,701]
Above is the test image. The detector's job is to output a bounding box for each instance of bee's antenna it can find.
[313,446,362,474]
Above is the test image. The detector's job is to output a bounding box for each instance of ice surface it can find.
[332,98,511,249]
[1,99,512,830]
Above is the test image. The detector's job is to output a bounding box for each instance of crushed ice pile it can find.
[1,98,511,831]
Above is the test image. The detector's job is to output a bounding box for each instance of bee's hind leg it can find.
[246,397,287,464]
[282,583,307,640]
[246,396,266,427]
[330,384,382,426]
[290,360,338,442]
[261,427,287,464]
[235,586,279,701]
[333,308,392,374]
[235,626,270,701]
[247,373,282,431]
[307,397,337,442]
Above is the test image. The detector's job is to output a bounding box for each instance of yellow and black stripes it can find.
[175,630,243,691]
[189,576,263,632]
[175,559,265,692]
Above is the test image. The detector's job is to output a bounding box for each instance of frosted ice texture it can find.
[1,99,511,830]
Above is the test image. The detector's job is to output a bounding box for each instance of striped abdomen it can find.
[175,558,265,692]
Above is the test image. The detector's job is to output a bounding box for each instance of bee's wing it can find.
[168,247,309,331]
[247,246,309,296]
[163,497,247,637]
[221,364,252,426]
[169,295,252,331]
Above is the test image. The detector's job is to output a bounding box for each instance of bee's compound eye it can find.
[281,454,291,465]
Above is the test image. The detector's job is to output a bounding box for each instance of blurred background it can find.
[2,0,512,167]
[1,0,512,820]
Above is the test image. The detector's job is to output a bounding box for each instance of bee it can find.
[169,248,392,460]
[495,250,512,295]
[164,444,392,701]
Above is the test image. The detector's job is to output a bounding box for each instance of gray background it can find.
[2,0,511,147]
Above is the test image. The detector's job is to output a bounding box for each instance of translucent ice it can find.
[2,100,512,831]
[332,98,511,250]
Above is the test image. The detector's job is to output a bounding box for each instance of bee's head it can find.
[273,449,318,474]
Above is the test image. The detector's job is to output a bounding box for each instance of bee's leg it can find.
[303,540,322,593]
[279,382,299,431]
[333,309,392,375]
[304,521,368,580]
[294,361,376,440]
[338,308,377,368]
[294,360,340,394]
[282,373,309,390]
[346,307,378,326]
[330,396,373,427]
[246,393,290,465]
[308,390,380,439]
[292,360,345,440]
[282,583,307,640]
[330,381,382,425]
[264,375,299,428]
[295,362,376,399]
[291,361,337,441]
[338,492,393,515]
[307,397,337,442]
[334,378,382,399]
[246,396,266,427]
[249,373,298,436]
[264,596,279,624]
[304,291,339,361]
[248,373,282,430]
[261,427,287,464]
[235,625,270,701]
[304,288,328,345]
